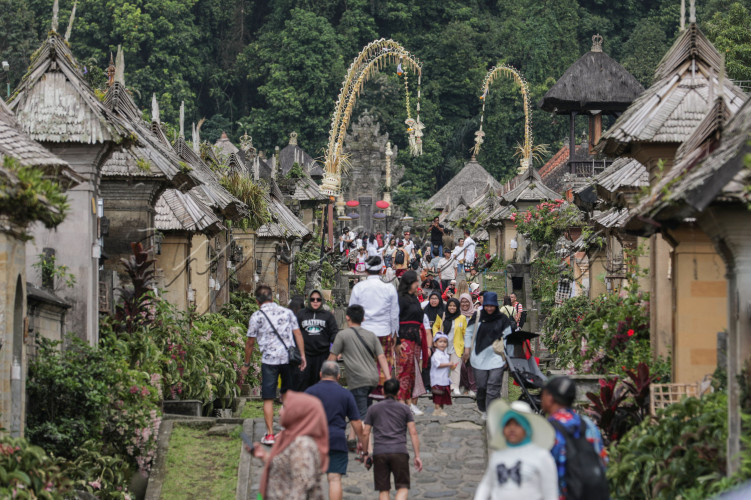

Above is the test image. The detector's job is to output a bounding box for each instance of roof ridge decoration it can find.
[151,94,160,123]
[64,1,77,41]
[591,34,603,53]
[51,0,59,33]
[289,131,298,145]
[114,45,125,85]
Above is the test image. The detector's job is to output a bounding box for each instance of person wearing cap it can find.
[474,400,558,500]
[542,376,608,499]
[463,291,513,420]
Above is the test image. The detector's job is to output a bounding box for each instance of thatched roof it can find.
[214,132,239,159]
[427,158,500,211]
[540,36,643,114]
[154,188,223,235]
[501,166,561,204]
[278,132,321,177]
[0,98,80,189]
[599,23,746,156]
[627,94,750,232]
[9,32,128,144]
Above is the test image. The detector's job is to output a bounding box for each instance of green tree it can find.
[705,2,751,81]
[622,19,670,86]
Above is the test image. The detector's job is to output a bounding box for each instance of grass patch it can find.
[240,400,280,419]
[161,425,241,500]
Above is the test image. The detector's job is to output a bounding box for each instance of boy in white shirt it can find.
[430,333,457,417]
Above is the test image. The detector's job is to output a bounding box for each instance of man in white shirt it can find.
[462,229,477,273]
[435,248,457,291]
[452,237,465,274]
[349,256,399,395]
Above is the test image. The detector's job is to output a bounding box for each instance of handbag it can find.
[259,310,302,365]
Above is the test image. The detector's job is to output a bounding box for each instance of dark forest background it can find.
[2,0,750,203]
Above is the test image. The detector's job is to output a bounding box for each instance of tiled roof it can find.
[278,134,321,177]
[593,207,630,229]
[600,24,746,156]
[214,132,239,159]
[290,174,327,201]
[9,33,128,144]
[594,157,648,194]
[427,159,501,210]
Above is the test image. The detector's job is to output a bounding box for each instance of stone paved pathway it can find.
[249,395,487,499]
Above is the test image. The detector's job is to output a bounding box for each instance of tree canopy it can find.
[2,0,750,200]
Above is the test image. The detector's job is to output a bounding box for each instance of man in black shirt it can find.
[429,216,445,258]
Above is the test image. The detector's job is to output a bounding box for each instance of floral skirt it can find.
[397,340,427,400]
[370,335,395,397]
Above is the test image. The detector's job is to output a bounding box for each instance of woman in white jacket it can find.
[474,400,558,500]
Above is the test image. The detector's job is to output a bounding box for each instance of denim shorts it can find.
[261,363,294,400]
[349,386,375,419]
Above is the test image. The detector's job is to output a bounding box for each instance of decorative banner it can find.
[376,200,390,209]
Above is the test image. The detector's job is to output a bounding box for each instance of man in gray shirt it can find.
[329,305,391,419]
[362,378,423,499]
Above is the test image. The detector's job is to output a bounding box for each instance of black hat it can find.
[543,376,577,406]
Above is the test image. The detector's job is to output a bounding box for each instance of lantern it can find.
[375,200,390,209]
[373,213,386,220]
[346,200,360,207]
[348,212,360,219]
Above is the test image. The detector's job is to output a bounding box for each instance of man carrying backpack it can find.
[541,376,609,500]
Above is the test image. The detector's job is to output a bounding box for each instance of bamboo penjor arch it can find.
[321,39,423,196]
[473,64,534,173]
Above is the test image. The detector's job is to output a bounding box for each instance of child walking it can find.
[431,333,457,416]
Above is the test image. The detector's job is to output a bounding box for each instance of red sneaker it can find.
[261,433,275,445]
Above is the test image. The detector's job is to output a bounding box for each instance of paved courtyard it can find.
[248,396,488,499]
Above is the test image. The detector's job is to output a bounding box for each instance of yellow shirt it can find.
[432,314,467,355]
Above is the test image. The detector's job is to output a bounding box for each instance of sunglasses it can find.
[310,297,322,303]
[404,233,410,236]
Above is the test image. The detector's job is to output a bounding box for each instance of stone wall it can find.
[341,111,403,232]
[0,226,28,436]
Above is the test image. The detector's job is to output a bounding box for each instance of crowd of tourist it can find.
[240,225,608,499]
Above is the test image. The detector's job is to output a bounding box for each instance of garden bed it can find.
[160,424,242,500]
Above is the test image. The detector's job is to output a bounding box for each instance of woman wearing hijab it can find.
[463,292,513,420]
[395,270,430,415]
[431,297,468,396]
[459,293,478,396]
[422,291,445,330]
[253,391,329,500]
[474,400,558,500]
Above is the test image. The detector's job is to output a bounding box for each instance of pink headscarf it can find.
[459,293,476,318]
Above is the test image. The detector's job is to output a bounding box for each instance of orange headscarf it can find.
[259,391,329,497]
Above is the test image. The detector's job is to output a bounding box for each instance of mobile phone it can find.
[240,431,255,453]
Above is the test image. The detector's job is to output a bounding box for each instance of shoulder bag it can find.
[351,327,376,360]
[259,309,302,365]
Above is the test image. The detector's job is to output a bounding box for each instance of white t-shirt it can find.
[474,444,558,500]
[463,236,477,264]
[403,239,415,258]
[430,349,451,387]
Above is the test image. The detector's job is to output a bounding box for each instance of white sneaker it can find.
[452,388,462,397]
[467,390,476,397]
[480,411,487,421]
[410,404,424,416]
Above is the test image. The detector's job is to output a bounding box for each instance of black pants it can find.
[296,352,328,391]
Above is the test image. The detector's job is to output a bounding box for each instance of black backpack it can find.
[395,249,405,265]
[549,419,609,500]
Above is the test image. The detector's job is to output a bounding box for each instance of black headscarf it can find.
[423,291,445,324]
[474,306,513,356]
[442,298,462,335]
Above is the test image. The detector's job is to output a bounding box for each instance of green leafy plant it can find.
[608,392,728,499]
[220,173,270,230]
[0,156,69,232]
[32,252,76,289]
[0,434,71,499]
